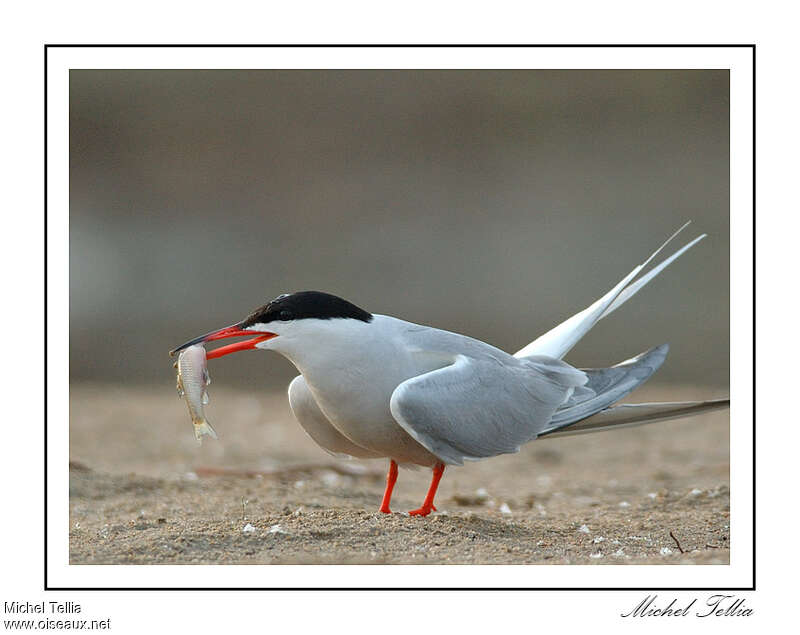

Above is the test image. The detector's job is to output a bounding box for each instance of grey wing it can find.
[389,355,588,466]
[288,376,382,459]
[544,344,669,430]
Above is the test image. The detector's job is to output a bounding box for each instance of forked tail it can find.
[513,223,728,439]
[515,222,706,361]
[193,419,218,444]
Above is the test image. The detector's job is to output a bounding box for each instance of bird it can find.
[170,222,729,516]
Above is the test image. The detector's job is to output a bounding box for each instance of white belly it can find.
[301,364,441,466]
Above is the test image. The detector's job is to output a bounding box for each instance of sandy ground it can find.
[69,383,729,565]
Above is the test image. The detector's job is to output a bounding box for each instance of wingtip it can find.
[640,342,670,362]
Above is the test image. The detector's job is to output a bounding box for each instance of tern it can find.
[170,223,729,516]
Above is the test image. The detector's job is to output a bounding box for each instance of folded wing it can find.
[548,344,669,427]
[390,354,588,466]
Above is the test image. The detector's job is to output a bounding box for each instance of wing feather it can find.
[390,355,587,465]
[538,399,730,439]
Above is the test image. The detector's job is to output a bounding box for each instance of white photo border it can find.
[48,45,752,590]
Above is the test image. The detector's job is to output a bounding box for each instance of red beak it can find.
[169,324,277,360]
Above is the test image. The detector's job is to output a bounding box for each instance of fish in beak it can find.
[169,324,277,360]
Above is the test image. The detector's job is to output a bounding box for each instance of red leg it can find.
[379,460,398,513]
[408,462,445,517]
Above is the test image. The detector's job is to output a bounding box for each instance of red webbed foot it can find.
[406,462,445,518]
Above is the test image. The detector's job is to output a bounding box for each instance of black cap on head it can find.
[240,291,373,327]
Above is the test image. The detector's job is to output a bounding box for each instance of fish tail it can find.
[193,418,218,444]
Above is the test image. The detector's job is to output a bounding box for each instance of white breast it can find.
[274,316,446,465]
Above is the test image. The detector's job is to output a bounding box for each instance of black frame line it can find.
[46,43,755,592]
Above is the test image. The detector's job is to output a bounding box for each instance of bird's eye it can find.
[279,310,293,321]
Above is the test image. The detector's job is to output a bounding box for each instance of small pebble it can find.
[320,471,340,487]
[578,524,590,534]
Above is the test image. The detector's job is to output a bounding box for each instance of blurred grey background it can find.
[70,70,729,390]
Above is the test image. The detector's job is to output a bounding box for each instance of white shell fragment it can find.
[321,471,340,487]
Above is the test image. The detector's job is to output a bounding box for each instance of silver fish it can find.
[175,344,217,443]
